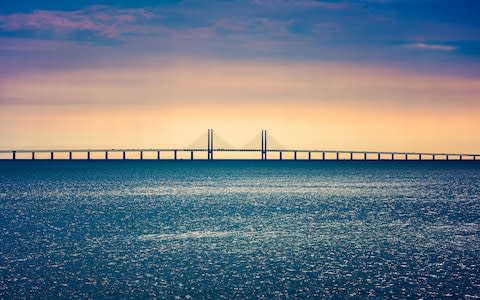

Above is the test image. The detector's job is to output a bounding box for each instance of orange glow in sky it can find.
[1,59,479,153]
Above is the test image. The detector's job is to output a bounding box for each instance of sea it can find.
[0,161,479,299]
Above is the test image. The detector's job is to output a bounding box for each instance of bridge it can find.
[0,129,479,161]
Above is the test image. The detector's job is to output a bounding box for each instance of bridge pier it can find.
[174,150,177,160]
[446,155,449,161]
[350,152,353,160]
[12,151,16,160]
[208,129,214,161]
[87,152,91,160]
[262,130,267,160]
[157,151,160,160]
[294,151,297,160]
[433,154,436,161]
[32,152,35,160]
[460,155,463,161]
[51,152,54,160]
[391,153,394,160]
[279,151,282,160]
[308,152,311,161]
[105,151,108,160]
[377,153,381,160]
[474,156,477,161]
[69,152,72,160]
[405,154,408,160]
[123,151,126,160]
[336,152,339,160]
[364,153,367,160]
[419,154,422,161]
[140,151,143,160]
[322,152,325,160]
[191,151,194,160]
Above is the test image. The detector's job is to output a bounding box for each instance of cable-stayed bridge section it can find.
[1,129,479,161]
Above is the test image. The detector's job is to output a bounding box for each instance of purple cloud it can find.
[251,0,349,10]
[214,18,293,37]
[0,5,155,38]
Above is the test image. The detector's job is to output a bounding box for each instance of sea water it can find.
[0,161,479,298]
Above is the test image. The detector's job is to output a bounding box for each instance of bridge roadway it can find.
[0,148,479,161]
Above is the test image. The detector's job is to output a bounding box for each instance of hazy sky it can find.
[1,0,479,153]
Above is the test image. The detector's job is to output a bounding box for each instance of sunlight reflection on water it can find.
[0,161,479,298]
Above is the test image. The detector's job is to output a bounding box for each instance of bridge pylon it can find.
[261,130,267,160]
[208,128,213,160]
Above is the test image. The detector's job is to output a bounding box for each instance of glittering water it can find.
[0,161,479,298]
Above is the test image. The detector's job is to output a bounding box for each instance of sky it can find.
[1,0,480,153]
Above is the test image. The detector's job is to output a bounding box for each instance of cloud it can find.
[0,5,155,39]
[251,0,349,10]
[214,18,293,37]
[404,42,456,51]
[0,5,293,45]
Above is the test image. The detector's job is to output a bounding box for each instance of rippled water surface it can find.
[1,161,479,298]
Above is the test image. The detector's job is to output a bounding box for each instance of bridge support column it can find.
[174,150,177,160]
[474,156,477,161]
[140,151,143,160]
[405,154,408,160]
[123,151,126,160]
[264,130,267,160]
[279,152,282,160]
[460,155,463,161]
[364,153,367,160]
[419,154,422,161]
[377,153,381,160]
[12,151,16,160]
[294,151,297,160]
[322,152,325,160]
[32,152,35,160]
[69,152,72,160]
[446,155,449,161]
[157,151,160,160]
[105,152,108,160]
[51,152,54,160]
[308,152,311,161]
[433,155,436,161]
[191,151,194,160]
[87,152,91,160]
[261,129,267,160]
[350,152,353,160]
[391,153,394,160]
[208,129,214,161]
[336,152,339,160]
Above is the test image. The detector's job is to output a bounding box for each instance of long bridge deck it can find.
[0,148,478,161]
[1,129,478,161]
